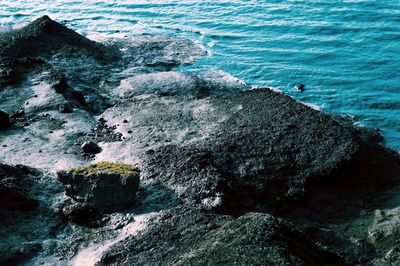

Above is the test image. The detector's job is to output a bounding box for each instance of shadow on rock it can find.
[279,141,400,264]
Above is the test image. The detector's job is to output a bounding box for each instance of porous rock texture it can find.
[103,89,359,211]
[0,16,400,266]
[98,208,344,266]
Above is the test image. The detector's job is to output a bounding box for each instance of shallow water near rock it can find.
[1,0,399,151]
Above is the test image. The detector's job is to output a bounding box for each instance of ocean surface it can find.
[1,0,399,151]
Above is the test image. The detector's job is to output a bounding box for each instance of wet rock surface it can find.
[1,16,400,265]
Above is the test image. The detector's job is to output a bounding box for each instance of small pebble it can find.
[123,119,128,123]
[81,141,101,154]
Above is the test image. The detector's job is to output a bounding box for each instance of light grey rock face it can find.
[102,89,359,211]
[115,70,246,98]
[57,165,140,211]
[98,208,344,266]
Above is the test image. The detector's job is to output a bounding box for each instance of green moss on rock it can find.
[57,162,140,211]
[59,162,139,177]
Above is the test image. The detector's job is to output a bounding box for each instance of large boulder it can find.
[99,208,344,266]
[57,162,140,211]
[103,89,359,211]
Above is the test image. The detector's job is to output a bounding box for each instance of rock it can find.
[295,83,305,92]
[99,208,344,265]
[0,164,39,214]
[105,89,359,211]
[368,207,400,246]
[0,57,46,89]
[383,248,400,265]
[59,102,73,113]
[116,71,244,98]
[80,141,101,154]
[0,242,43,266]
[52,75,68,92]
[0,109,11,130]
[10,108,25,118]
[0,16,119,61]
[0,182,38,212]
[62,202,106,227]
[57,162,140,211]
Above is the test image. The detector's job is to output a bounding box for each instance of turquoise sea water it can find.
[1,0,399,151]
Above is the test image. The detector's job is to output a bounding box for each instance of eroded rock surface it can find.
[102,89,359,211]
[99,208,344,266]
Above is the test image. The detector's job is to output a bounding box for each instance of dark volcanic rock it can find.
[59,102,73,113]
[99,208,344,266]
[0,15,118,61]
[81,141,101,154]
[0,57,46,89]
[62,202,106,227]
[0,109,11,130]
[105,89,359,211]
[0,163,39,215]
[57,162,140,211]
[281,141,400,265]
[0,163,64,265]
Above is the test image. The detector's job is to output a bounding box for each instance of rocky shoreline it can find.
[1,16,399,265]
